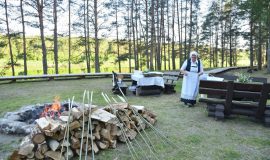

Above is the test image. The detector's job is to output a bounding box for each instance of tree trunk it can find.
[249,17,254,68]
[267,42,270,74]
[171,0,176,70]
[135,0,139,70]
[258,22,262,70]
[167,0,170,70]
[20,0,27,75]
[131,0,137,70]
[116,1,121,72]
[156,0,161,70]
[86,0,91,73]
[188,0,193,55]
[5,0,15,76]
[215,24,218,68]
[267,24,270,73]
[177,0,182,67]
[83,0,89,73]
[37,0,47,75]
[159,6,163,69]
[150,0,155,70]
[53,0,58,74]
[184,0,188,59]
[145,0,149,69]
[229,8,232,67]
[94,0,100,72]
[68,0,71,73]
[128,2,132,73]
[220,0,224,67]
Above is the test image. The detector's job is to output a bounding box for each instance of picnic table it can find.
[131,71,164,96]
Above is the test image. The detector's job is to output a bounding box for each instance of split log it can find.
[91,109,118,124]
[44,129,54,137]
[51,131,65,141]
[39,143,48,154]
[143,114,156,125]
[100,128,111,141]
[130,105,145,113]
[126,129,137,140]
[48,139,60,151]
[44,151,65,160]
[110,124,118,137]
[70,136,80,149]
[69,120,81,130]
[145,110,157,118]
[60,139,71,148]
[30,127,45,144]
[109,140,117,149]
[97,141,109,150]
[137,123,146,131]
[35,117,50,130]
[93,124,101,140]
[49,120,61,133]
[64,147,74,159]
[92,141,99,153]
[18,136,35,156]
[82,142,92,152]
[34,150,44,159]
[59,116,73,122]
[71,107,83,119]
[9,150,21,160]
[110,103,129,110]
[118,133,127,143]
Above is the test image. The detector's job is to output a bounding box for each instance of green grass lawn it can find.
[0,76,270,160]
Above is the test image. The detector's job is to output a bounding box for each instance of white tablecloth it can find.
[131,74,164,88]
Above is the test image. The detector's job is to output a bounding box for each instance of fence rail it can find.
[0,66,250,83]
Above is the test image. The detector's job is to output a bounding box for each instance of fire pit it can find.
[0,98,78,135]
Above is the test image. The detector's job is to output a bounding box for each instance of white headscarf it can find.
[189,51,199,58]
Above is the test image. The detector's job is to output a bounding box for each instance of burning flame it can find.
[40,96,61,118]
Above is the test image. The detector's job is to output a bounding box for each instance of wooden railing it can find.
[0,66,249,83]
[0,73,131,83]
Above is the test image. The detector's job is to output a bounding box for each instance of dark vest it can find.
[186,58,200,73]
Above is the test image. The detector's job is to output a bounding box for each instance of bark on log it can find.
[109,140,117,149]
[30,127,45,144]
[70,136,80,149]
[9,150,21,160]
[18,136,35,156]
[97,141,108,150]
[34,150,44,159]
[71,107,83,119]
[92,141,99,153]
[44,151,65,160]
[100,128,111,141]
[69,120,81,130]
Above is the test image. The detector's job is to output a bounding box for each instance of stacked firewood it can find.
[11,103,157,160]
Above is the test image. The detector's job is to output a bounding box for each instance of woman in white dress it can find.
[180,51,204,107]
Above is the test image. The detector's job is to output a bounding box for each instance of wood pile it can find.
[11,103,157,159]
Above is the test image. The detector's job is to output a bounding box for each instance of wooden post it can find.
[256,83,270,119]
[225,81,234,115]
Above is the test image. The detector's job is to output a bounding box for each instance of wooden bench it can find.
[163,71,182,94]
[112,71,128,95]
[199,80,270,126]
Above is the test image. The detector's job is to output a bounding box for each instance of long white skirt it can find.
[180,72,199,104]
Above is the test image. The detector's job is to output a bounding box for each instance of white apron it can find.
[180,61,200,104]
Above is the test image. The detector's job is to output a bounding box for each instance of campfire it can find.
[9,93,159,160]
[40,96,62,119]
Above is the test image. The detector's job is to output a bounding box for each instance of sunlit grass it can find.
[0,76,270,159]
